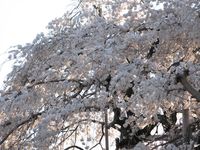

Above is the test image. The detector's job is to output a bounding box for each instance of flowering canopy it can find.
[0,0,200,149]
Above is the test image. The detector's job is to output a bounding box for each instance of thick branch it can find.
[177,73,200,102]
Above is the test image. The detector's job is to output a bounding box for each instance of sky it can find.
[0,0,77,89]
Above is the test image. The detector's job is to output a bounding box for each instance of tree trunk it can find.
[182,108,190,143]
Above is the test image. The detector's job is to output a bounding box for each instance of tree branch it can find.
[177,72,200,102]
[0,112,42,145]
[64,145,84,150]
[90,124,104,150]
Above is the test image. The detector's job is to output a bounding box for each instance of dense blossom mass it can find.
[0,0,200,149]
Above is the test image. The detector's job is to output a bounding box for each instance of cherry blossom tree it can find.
[0,0,200,149]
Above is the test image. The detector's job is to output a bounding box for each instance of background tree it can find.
[0,0,200,149]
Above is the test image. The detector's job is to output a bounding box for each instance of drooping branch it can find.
[64,145,84,150]
[0,112,42,145]
[90,124,105,150]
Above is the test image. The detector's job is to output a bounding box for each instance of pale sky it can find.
[0,0,77,89]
